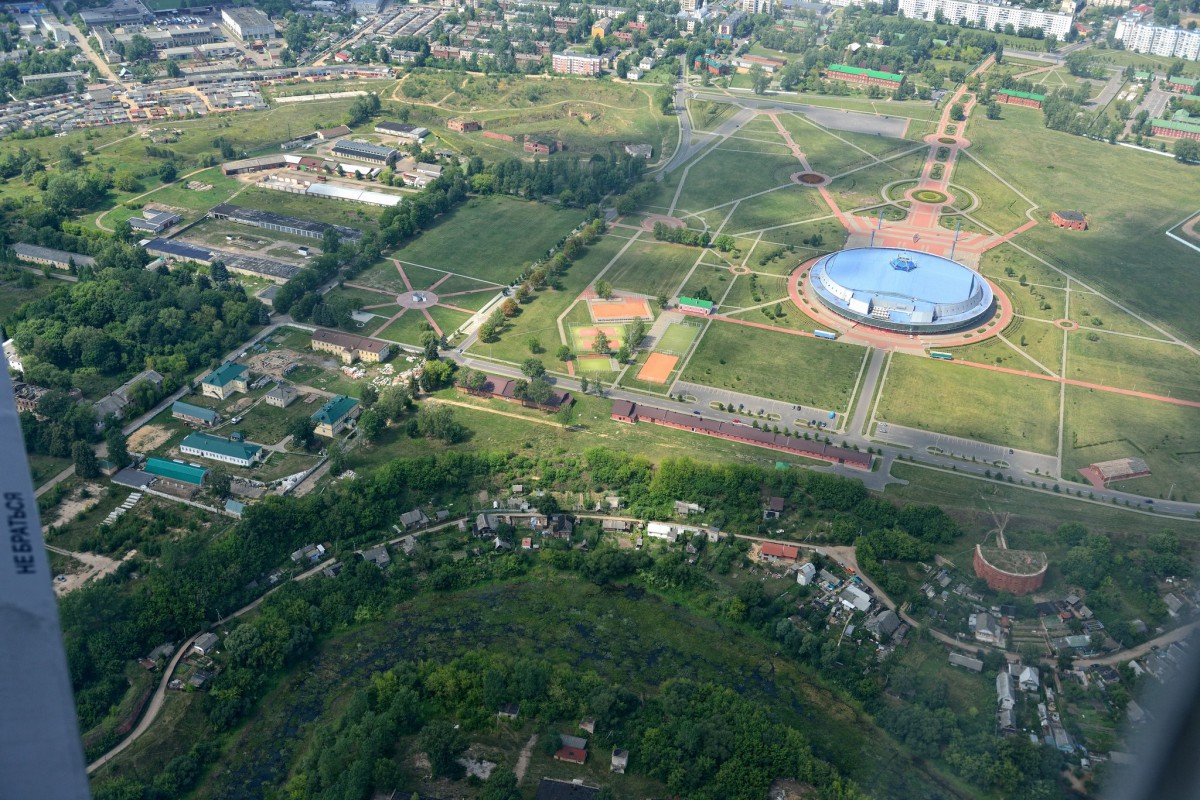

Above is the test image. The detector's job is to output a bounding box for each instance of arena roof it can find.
[822,249,975,304]
[810,248,994,333]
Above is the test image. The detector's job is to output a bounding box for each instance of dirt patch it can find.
[45,482,104,529]
[791,171,831,187]
[514,734,537,783]
[247,348,302,379]
[1180,213,1200,245]
[128,424,172,453]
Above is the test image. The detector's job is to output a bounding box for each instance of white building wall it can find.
[1115,20,1200,60]
[897,0,1073,38]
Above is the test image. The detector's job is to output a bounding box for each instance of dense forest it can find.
[8,265,266,391]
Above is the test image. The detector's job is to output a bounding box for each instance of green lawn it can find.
[426,305,473,339]
[469,233,630,364]
[1063,385,1200,501]
[351,260,411,294]
[1066,334,1200,403]
[0,270,66,323]
[719,272,789,311]
[825,152,927,211]
[656,321,703,354]
[1070,291,1167,338]
[875,354,1060,454]
[680,322,867,411]
[375,310,436,347]
[26,453,71,487]
[950,153,1032,233]
[602,239,699,298]
[674,149,800,214]
[977,242,1067,288]
[389,196,584,285]
[723,186,832,234]
[230,398,320,446]
[234,187,383,231]
[965,108,1200,344]
[946,317,1062,376]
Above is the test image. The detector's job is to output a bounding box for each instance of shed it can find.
[611,748,629,773]
[192,632,219,656]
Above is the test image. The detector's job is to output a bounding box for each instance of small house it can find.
[760,542,799,562]
[611,748,629,774]
[498,703,520,720]
[361,544,390,567]
[764,496,785,519]
[192,632,220,656]
[399,508,429,529]
[796,562,817,585]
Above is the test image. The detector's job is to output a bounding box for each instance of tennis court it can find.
[656,322,702,355]
[590,297,653,321]
[637,352,679,384]
[570,325,625,353]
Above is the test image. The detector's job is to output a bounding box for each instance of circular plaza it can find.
[807,248,995,335]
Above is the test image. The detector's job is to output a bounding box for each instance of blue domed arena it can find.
[809,248,994,334]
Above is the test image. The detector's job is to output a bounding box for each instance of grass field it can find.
[0,271,65,323]
[947,317,1062,376]
[375,310,436,346]
[234,186,382,231]
[875,355,1060,454]
[602,238,699,298]
[680,322,866,411]
[656,321,702,354]
[965,108,1200,344]
[469,233,630,364]
[352,260,414,294]
[389,196,583,285]
[1063,386,1200,501]
[723,186,832,234]
[673,149,799,214]
[950,153,1031,233]
[825,152,927,211]
[1066,334,1200,403]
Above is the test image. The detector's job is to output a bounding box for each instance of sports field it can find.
[570,325,624,353]
[680,322,867,411]
[637,353,679,384]
[656,321,702,354]
[576,355,616,373]
[875,355,1060,454]
[590,297,652,321]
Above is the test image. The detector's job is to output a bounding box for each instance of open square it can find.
[637,353,679,384]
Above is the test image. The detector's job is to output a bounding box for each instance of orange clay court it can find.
[590,297,653,321]
[637,352,679,384]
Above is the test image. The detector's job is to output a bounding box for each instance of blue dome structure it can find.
[809,248,995,333]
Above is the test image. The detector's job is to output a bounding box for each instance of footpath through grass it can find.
[680,321,866,411]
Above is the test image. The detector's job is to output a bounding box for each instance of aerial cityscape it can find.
[2,0,1198,796]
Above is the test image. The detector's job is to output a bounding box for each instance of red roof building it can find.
[760,542,799,561]
[554,746,588,764]
[1050,210,1086,230]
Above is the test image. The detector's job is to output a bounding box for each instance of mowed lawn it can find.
[679,322,867,411]
[965,110,1200,343]
[603,238,699,298]
[1064,386,1200,501]
[951,153,1031,234]
[656,321,703,354]
[1066,334,1200,403]
[875,354,1060,454]
[673,149,800,214]
[389,196,585,285]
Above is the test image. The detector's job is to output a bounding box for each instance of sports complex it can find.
[808,248,995,334]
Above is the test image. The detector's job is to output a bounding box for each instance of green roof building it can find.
[1150,117,1200,139]
[826,64,905,86]
[678,296,715,314]
[172,400,219,426]
[996,89,1045,106]
[202,362,249,400]
[312,394,360,437]
[145,457,208,486]
[180,431,264,467]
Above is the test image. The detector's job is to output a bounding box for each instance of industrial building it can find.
[331,139,398,164]
[208,203,362,242]
[11,243,95,270]
[221,7,275,42]
[128,209,181,234]
[809,248,995,334]
[373,121,429,140]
